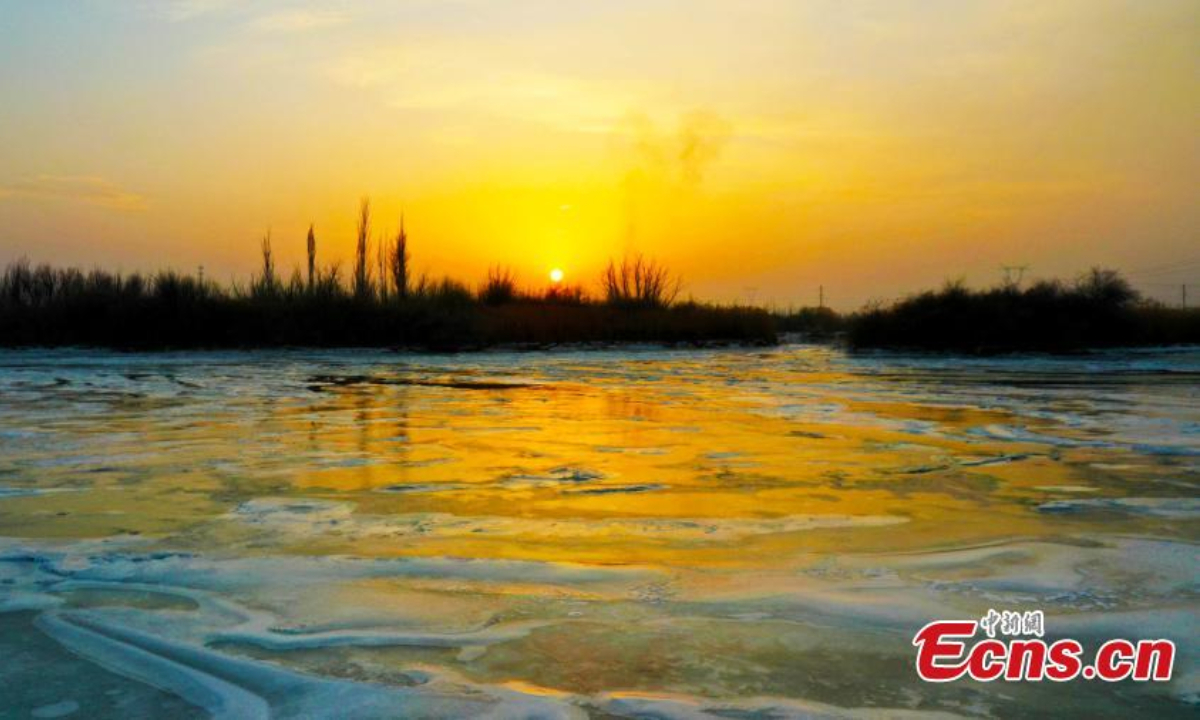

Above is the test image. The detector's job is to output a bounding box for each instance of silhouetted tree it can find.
[479,265,517,305]
[390,214,409,300]
[1076,267,1138,306]
[602,253,679,308]
[306,224,316,290]
[354,198,372,300]
[376,232,389,301]
[257,229,276,296]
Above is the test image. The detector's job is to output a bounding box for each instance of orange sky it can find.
[0,1,1196,308]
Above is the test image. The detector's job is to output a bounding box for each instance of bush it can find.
[775,306,844,337]
[848,269,1198,352]
[0,259,771,349]
[601,254,679,309]
[478,266,518,305]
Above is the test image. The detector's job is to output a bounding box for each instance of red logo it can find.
[913,612,1174,682]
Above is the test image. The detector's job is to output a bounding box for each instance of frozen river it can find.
[0,345,1196,718]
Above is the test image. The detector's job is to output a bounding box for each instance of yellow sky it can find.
[0,0,1196,308]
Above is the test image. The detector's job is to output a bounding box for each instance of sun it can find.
[549,268,564,284]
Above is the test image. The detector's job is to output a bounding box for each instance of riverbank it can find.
[7,260,1197,353]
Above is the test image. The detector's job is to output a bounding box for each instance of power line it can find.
[1126,254,1200,273]
[1125,257,1200,279]
[1131,280,1195,309]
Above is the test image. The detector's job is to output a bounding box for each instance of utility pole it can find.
[1184,284,1188,310]
[818,285,824,309]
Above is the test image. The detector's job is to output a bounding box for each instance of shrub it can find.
[479,265,518,305]
[601,253,680,309]
[847,268,1197,352]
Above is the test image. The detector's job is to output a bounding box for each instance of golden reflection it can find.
[0,347,1193,715]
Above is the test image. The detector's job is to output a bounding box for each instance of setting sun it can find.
[549,268,564,284]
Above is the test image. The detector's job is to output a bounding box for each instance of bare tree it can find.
[601,253,679,308]
[353,198,372,300]
[258,229,276,295]
[306,224,316,290]
[479,265,516,305]
[390,214,409,300]
[376,232,389,301]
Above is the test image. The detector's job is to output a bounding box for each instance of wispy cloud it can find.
[325,44,631,134]
[252,9,349,33]
[0,176,148,211]
[161,0,248,22]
